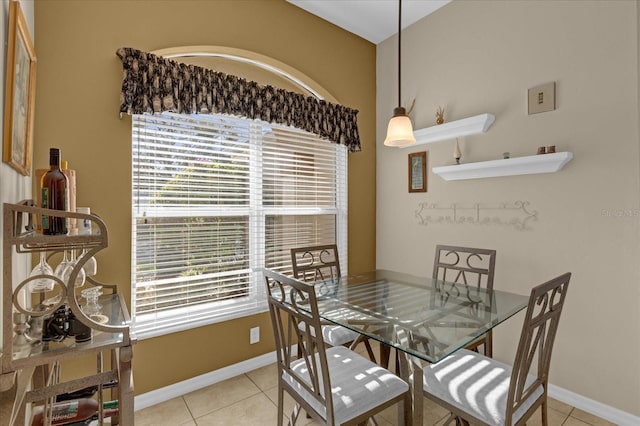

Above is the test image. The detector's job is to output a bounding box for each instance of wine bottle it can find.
[41,148,69,235]
[31,398,98,425]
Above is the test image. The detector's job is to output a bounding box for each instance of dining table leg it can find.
[380,344,391,369]
[397,347,423,426]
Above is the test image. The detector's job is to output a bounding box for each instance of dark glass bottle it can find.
[31,398,99,426]
[41,148,69,235]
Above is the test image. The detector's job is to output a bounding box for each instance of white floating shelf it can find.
[433,151,573,181]
[406,113,495,147]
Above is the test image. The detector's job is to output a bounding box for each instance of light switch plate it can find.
[528,82,556,114]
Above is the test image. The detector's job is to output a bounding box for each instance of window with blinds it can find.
[132,112,347,338]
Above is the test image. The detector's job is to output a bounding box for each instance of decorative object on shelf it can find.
[80,247,98,277]
[42,304,92,343]
[454,139,462,164]
[61,161,77,233]
[415,200,538,231]
[2,0,37,176]
[433,151,573,181]
[41,148,69,235]
[547,145,556,153]
[12,313,33,359]
[436,106,445,125]
[528,81,556,115]
[28,252,55,293]
[537,146,546,155]
[77,206,93,235]
[408,151,427,193]
[61,250,87,288]
[81,286,106,320]
[409,113,495,147]
[383,0,416,148]
[503,152,510,159]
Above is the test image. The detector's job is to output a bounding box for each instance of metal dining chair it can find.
[381,245,497,370]
[291,244,376,361]
[417,272,571,426]
[264,269,410,426]
[432,244,497,357]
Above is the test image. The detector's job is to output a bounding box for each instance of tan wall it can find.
[377,0,640,416]
[33,0,376,394]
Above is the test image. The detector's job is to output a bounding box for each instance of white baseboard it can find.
[135,352,639,426]
[134,351,277,411]
[548,384,639,426]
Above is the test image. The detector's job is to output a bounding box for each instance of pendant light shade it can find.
[384,107,415,147]
[384,0,415,148]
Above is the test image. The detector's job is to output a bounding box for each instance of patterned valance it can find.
[116,47,361,152]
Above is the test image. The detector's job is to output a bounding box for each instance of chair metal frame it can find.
[291,244,341,283]
[422,272,571,426]
[264,269,410,426]
[290,244,376,361]
[432,244,497,357]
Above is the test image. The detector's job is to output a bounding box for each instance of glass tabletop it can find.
[314,269,529,363]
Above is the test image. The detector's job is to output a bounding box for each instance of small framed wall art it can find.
[3,0,37,176]
[408,151,427,193]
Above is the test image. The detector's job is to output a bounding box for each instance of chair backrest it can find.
[506,272,571,421]
[432,245,496,291]
[263,269,335,422]
[291,244,341,283]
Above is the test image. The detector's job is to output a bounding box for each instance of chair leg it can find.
[456,417,469,426]
[541,399,548,426]
[398,391,411,426]
[289,402,302,426]
[363,338,377,363]
[277,386,284,426]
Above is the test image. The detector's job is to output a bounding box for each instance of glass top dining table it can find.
[312,269,529,364]
[310,269,530,425]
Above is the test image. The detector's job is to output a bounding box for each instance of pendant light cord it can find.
[397,0,402,108]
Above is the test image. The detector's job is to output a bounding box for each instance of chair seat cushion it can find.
[298,322,361,347]
[283,345,408,424]
[321,324,361,346]
[422,349,544,426]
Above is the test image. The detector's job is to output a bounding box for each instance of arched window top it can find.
[152,45,338,103]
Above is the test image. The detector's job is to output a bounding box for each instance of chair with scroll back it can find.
[417,272,571,426]
[291,244,376,361]
[432,244,497,357]
[380,244,498,370]
[263,269,410,425]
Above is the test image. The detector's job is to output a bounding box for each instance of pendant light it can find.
[384,0,416,147]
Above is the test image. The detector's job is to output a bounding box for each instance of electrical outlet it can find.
[250,326,260,344]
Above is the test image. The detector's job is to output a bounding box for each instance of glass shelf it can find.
[11,294,132,366]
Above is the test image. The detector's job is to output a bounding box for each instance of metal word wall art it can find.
[415,201,538,231]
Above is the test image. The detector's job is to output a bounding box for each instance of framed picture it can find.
[3,0,37,176]
[408,151,427,193]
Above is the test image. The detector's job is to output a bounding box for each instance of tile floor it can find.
[135,345,618,426]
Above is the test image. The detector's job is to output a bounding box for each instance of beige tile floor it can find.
[135,345,618,426]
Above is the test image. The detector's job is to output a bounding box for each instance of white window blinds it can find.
[132,112,347,338]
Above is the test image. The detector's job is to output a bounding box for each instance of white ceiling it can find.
[287,0,452,44]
